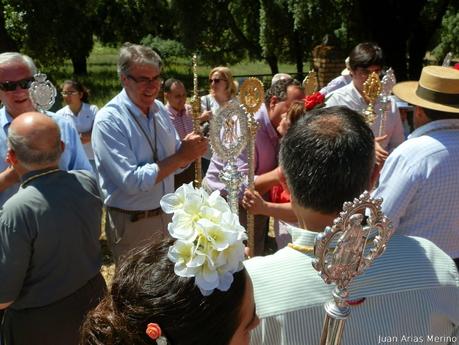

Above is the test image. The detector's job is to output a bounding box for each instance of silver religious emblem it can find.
[313,191,393,345]
[377,68,396,136]
[442,52,453,67]
[209,101,248,214]
[28,73,57,113]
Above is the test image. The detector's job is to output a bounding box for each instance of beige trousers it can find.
[105,208,171,265]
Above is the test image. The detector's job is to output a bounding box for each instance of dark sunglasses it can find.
[209,78,226,84]
[0,77,34,92]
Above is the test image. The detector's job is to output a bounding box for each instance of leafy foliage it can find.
[432,5,459,61]
[141,35,186,65]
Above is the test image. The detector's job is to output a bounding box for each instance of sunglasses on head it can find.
[0,77,34,92]
[209,78,226,84]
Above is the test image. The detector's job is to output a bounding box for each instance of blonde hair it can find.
[209,66,237,97]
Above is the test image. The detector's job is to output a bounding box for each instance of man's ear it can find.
[269,96,278,113]
[5,148,17,166]
[369,162,382,191]
[278,166,290,193]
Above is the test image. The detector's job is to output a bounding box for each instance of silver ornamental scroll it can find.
[378,68,396,136]
[313,191,394,345]
[209,101,248,214]
[28,73,57,113]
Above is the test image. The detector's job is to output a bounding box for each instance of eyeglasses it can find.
[61,91,79,96]
[209,78,226,84]
[0,77,34,92]
[355,67,382,77]
[127,74,162,86]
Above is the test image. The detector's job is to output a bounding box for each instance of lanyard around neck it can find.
[125,106,158,162]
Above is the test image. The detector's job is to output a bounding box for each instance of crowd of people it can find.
[0,40,458,345]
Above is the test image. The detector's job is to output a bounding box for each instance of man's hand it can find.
[375,135,388,167]
[0,166,20,192]
[80,132,91,144]
[178,133,208,165]
[199,110,212,123]
[242,189,267,215]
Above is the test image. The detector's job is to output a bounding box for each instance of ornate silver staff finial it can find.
[442,52,453,67]
[28,73,57,113]
[378,68,397,136]
[209,102,248,215]
[313,191,394,345]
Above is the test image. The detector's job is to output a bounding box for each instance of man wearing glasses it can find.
[92,43,208,264]
[0,52,91,206]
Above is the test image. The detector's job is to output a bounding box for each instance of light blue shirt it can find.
[0,107,92,206]
[91,89,181,210]
[245,226,459,345]
[373,119,459,258]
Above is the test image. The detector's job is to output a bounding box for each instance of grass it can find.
[44,43,299,110]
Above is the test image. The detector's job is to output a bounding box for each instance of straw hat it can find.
[392,65,459,113]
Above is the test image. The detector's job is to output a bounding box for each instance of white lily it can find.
[161,184,248,296]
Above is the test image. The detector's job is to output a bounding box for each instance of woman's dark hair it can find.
[348,42,384,71]
[61,80,90,103]
[81,239,247,345]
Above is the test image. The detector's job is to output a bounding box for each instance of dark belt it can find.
[108,206,163,222]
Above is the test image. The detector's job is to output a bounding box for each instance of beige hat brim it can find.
[393,81,459,113]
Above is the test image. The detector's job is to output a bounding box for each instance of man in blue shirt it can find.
[0,52,92,206]
[373,66,459,267]
[92,43,208,263]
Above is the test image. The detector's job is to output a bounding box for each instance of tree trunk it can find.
[293,30,304,80]
[266,55,279,75]
[71,55,88,76]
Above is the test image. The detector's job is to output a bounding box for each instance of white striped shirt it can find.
[245,226,459,345]
[326,81,405,151]
[373,119,459,258]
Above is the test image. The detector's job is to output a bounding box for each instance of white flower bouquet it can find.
[160,183,247,296]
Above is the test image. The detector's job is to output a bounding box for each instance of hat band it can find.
[416,85,459,105]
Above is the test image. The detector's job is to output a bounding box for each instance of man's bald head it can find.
[8,112,62,170]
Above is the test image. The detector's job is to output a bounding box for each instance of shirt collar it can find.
[0,107,14,131]
[20,167,61,183]
[120,88,158,118]
[408,118,459,139]
[258,103,279,140]
[288,224,319,247]
[167,104,186,118]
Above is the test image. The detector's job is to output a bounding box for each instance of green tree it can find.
[2,0,99,75]
[432,4,459,62]
[95,0,171,45]
[171,0,260,66]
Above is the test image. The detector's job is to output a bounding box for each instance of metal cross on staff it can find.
[313,191,394,345]
[239,77,264,257]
